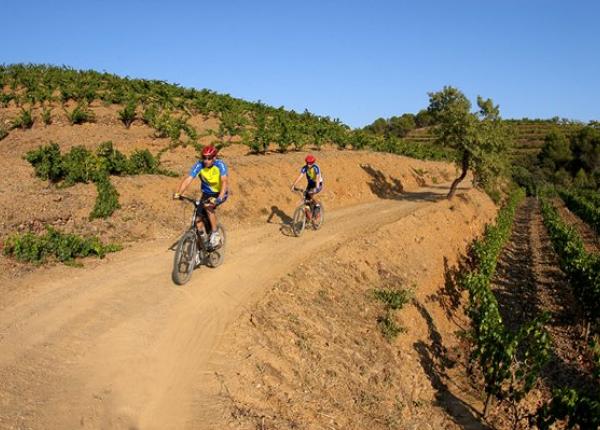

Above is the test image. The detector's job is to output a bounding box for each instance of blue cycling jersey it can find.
[300,164,323,189]
[189,159,228,195]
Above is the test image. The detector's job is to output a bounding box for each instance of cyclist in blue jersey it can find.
[173,145,229,248]
[291,154,323,215]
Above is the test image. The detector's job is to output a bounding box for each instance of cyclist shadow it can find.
[266,205,295,236]
[168,236,183,251]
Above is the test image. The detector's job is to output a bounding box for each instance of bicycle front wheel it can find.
[172,229,197,285]
[292,205,307,237]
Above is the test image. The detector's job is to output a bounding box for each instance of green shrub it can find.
[152,111,173,138]
[540,196,600,325]
[90,176,120,219]
[3,226,121,264]
[118,100,137,128]
[67,103,95,125]
[0,93,14,107]
[0,124,8,141]
[12,108,34,129]
[373,288,411,341]
[181,122,198,143]
[151,112,190,142]
[142,104,158,125]
[377,312,406,340]
[24,141,173,219]
[96,141,129,175]
[558,189,600,235]
[374,288,411,310]
[128,149,158,174]
[62,146,96,185]
[460,189,551,418]
[24,142,64,182]
[41,106,52,125]
[537,388,600,430]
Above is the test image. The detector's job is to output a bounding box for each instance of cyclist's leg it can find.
[203,199,218,233]
[310,185,323,222]
[208,192,228,231]
[205,193,228,246]
[312,183,323,206]
[195,204,207,233]
[304,188,315,219]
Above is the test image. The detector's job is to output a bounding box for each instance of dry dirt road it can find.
[0,186,452,430]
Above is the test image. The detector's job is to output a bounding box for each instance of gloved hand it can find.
[204,197,217,207]
[173,192,181,200]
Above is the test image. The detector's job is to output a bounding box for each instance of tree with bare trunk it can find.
[427,86,512,199]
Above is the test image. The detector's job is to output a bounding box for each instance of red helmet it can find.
[305,154,316,164]
[201,145,218,158]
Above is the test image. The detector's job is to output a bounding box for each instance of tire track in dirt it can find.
[0,185,453,430]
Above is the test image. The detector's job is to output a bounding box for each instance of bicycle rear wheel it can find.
[172,229,197,285]
[292,205,307,237]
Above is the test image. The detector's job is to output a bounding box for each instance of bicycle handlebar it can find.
[176,195,199,205]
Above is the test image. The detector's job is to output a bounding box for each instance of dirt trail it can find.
[0,185,453,430]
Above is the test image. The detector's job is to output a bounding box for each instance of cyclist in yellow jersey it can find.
[291,154,323,214]
[173,145,229,247]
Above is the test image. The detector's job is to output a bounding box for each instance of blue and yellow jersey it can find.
[300,164,322,188]
[189,159,228,195]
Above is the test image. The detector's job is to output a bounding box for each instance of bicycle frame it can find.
[180,196,212,240]
[293,188,316,219]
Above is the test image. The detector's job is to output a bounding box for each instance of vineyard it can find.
[444,188,600,429]
[0,64,450,161]
[380,118,586,156]
[1,63,600,429]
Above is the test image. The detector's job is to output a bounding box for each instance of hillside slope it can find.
[0,181,494,430]
[0,102,457,279]
[0,84,498,429]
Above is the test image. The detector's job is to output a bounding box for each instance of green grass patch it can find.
[377,312,406,341]
[66,103,95,125]
[373,287,412,340]
[118,100,136,128]
[3,226,121,264]
[24,141,175,219]
[11,108,34,129]
[41,106,52,125]
[24,142,64,182]
[90,176,121,220]
[374,288,411,310]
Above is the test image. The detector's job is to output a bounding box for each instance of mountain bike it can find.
[172,195,226,285]
[291,187,324,236]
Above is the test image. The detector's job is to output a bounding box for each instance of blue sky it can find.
[1,0,599,127]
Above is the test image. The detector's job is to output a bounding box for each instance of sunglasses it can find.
[202,156,214,161]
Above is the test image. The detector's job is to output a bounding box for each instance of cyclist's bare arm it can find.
[174,175,195,199]
[291,173,304,191]
[218,175,228,201]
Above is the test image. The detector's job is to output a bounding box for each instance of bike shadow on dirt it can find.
[168,235,184,251]
[266,205,295,236]
[360,164,442,202]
